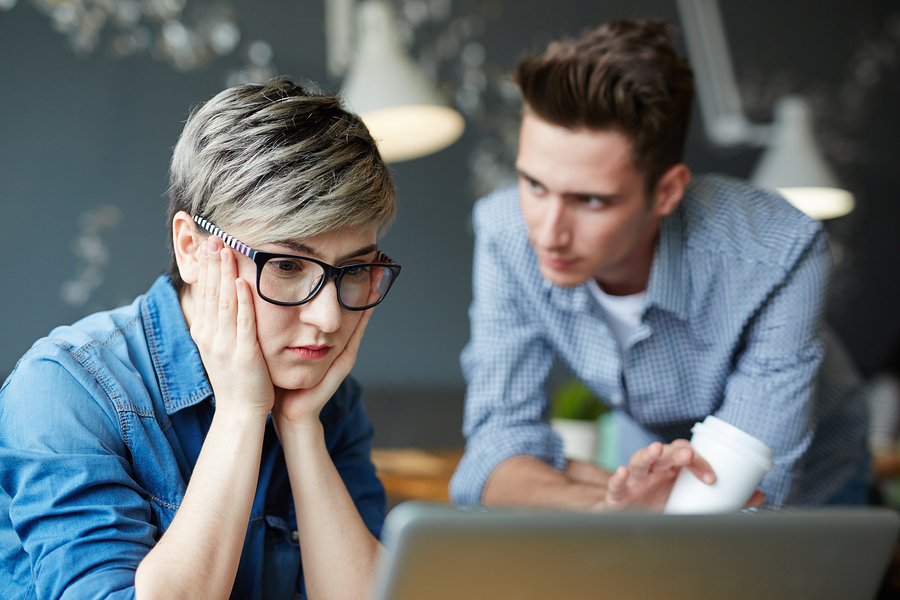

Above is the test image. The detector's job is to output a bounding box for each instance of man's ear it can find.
[172,211,202,285]
[651,163,691,218]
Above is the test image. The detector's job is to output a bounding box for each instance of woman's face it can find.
[228,225,380,391]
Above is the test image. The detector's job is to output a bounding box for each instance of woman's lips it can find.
[287,345,331,359]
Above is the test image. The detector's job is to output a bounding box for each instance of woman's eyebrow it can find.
[274,240,318,257]
[338,244,378,263]
[271,240,378,263]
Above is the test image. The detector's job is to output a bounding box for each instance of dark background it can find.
[1,0,898,448]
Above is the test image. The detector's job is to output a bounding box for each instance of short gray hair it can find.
[166,79,397,293]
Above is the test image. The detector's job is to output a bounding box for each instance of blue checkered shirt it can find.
[449,174,868,507]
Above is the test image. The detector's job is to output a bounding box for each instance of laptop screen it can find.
[370,502,900,600]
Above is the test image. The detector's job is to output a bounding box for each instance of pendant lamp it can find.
[340,0,465,163]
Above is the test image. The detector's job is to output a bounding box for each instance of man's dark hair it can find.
[516,19,695,192]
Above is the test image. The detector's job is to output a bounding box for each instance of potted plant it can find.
[550,380,612,465]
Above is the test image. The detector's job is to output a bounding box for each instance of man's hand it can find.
[604,440,765,511]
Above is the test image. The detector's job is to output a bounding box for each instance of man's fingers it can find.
[647,439,717,485]
[673,443,715,485]
[743,490,765,509]
[605,466,630,504]
[627,441,663,478]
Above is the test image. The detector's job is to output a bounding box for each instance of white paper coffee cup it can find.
[663,415,773,514]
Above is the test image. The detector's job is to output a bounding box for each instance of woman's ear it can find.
[172,211,202,285]
[651,163,691,218]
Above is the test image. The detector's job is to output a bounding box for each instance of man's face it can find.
[229,225,378,391]
[516,112,665,293]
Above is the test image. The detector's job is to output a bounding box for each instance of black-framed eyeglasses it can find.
[193,215,401,311]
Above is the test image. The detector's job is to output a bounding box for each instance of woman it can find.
[0,80,399,600]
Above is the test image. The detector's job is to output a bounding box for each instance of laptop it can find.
[369,501,900,600]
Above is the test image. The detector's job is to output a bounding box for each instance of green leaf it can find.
[550,380,609,421]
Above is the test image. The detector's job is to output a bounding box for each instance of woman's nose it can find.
[298,279,343,333]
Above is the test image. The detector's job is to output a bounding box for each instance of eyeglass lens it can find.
[259,256,393,308]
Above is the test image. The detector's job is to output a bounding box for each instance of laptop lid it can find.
[370,501,900,600]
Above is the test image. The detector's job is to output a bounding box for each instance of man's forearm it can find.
[482,455,611,509]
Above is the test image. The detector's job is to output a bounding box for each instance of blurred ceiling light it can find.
[3,0,241,70]
[751,96,854,220]
[676,0,854,220]
[326,0,465,163]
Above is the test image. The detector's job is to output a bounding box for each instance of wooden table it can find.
[371,448,464,504]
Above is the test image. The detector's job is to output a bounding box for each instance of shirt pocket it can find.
[123,412,187,534]
[261,514,303,599]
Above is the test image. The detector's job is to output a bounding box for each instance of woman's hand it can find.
[190,235,274,419]
[137,235,274,600]
[272,306,374,434]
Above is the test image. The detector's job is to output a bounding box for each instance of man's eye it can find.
[584,196,607,208]
[520,175,544,193]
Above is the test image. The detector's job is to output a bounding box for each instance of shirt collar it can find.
[645,205,689,320]
[140,275,212,415]
[544,274,593,313]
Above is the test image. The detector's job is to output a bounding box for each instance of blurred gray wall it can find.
[2,0,898,446]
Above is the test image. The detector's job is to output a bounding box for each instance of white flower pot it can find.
[551,418,599,463]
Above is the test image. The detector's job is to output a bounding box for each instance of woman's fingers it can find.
[216,245,239,340]
[234,277,258,349]
[204,237,223,332]
[318,308,373,394]
[192,238,210,336]
[191,234,272,416]
[345,308,373,359]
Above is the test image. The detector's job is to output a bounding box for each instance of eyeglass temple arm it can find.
[193,215,257,260]
[375,251,397,265]
[194,214,399,269]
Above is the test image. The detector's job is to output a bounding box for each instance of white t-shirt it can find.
[587,278,647,356]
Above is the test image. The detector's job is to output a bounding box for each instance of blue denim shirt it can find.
[0,275,385,600]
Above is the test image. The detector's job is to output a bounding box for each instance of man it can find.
[449,20,869,510]
[1,80,401,599]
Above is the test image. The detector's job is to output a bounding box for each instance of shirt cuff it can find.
[449,424,567,505]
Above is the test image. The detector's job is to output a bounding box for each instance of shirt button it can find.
[610,394,623,406]
[291,530,299,543]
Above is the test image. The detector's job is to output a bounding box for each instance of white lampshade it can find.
[751,95,854,220]
[341,0,465,163]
